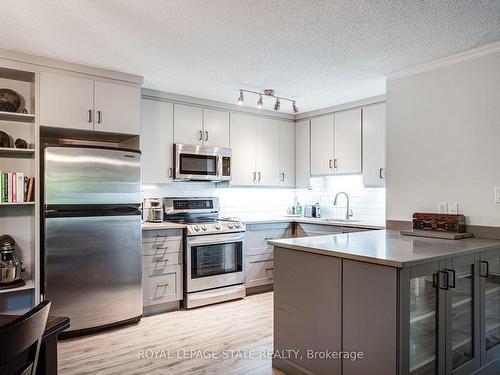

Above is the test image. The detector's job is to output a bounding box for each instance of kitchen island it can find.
[269,230,500,375]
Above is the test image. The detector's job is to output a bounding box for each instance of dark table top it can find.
[0,315,70,341]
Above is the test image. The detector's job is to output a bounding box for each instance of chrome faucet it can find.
[333,192,353,221]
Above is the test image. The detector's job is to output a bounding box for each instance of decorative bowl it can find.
[0,89,21,113]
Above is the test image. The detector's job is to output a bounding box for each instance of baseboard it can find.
[272,358,317,375]
[246,284,273,296]
[143,301,180,316]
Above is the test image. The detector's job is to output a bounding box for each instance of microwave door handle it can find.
[217,155,223,179]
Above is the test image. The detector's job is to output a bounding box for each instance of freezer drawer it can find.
[44,214,142,332]
[44,146,141,205]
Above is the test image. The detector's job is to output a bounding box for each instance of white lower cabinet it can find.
[244,223,291,288]
[142,229,183,307]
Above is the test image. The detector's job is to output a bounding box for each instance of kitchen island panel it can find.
[274,247,342,375]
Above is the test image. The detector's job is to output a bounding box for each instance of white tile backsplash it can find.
[142,175,385,221]
[296,175,385,222]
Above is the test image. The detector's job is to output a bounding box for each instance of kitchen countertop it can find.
[142,222,186,230]
[240,215,385,229]
[268,229,500,268]
[142,216,385,231]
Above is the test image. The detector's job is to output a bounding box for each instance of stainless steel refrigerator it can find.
[42,145,142,334]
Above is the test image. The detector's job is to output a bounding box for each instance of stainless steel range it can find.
[163,197,246,309]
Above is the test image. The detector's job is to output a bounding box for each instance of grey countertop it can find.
[142,216,385,231]
[268,229,500,268]
[142,222,186,230]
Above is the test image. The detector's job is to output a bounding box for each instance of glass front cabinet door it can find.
[479,248,500,366]
[402,261,444,375]
[445,254,477,375]
[401,255,483,375]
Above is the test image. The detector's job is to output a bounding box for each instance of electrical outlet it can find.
[438,202,448,214]
[495,187,500,204]
[449,203,458,214]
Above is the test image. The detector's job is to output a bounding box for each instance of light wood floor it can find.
[59,292,285,375]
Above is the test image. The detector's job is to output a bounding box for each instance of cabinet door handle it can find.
[156,282,169,288]
[168,168,173,178]
[97,110,102,124]
[198,130,203,141]
[379,168,384,179]
[281,173,285,182]
[264,237,274,240]
[334,159,338,169]
[88,109,92,123]
[266,267,274,272]
[432,273,438,288]
[253,171,256,183]
[329,159,333,169]
[154,258,169,263]
[445,268,456,288]
[205,131,209,142]
[479,261,490,278]
[258,171,261,182]
[439,270,449,290]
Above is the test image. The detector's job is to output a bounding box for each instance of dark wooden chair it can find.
[0,301,51,375]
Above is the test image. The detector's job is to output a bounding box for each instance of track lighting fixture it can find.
[274,98,280,111]
[237,88,298,113]
[257,95,263,109]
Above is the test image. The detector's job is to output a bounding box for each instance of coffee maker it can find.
[145,197,164,223]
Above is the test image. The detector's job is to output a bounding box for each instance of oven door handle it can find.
[186,234,245,246]
[217,155,223,180]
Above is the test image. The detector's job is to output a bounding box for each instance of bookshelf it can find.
[0,62,39,311]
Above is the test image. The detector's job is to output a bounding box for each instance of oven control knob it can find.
[201,225,207,231]
[193,225,200,232]
[234,222,240,228]
[227,223,234,229]
[215,224,221,230]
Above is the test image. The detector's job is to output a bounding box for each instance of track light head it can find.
[257,95,263,109]
[237,90,244,105]
[274,98,280,111]
[292,101,299,113]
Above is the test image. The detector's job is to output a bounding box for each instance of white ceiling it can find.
[0,1,499,113]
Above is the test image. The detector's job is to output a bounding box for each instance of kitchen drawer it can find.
[245,223,291,256]
[245,253,274,288]
[143,252,182,268]
[142,229,183,243]
[142,237,182,256]
[143,264,182,306]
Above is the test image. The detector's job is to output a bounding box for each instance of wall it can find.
[296,175,385,223]
[386,50,500,226]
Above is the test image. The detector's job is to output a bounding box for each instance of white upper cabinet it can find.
[40,72,94,131]
[40,71,140,135]
[362,103,386,187]
[310,109,362,176]
[173,104,229,147]
[94,81,140,135]
[140,99,174,184]
[203,108,229,148]
[310,114,335,175]
[279,121,295,187]
[334,108,362,174]
[173,104,204,145]
[295,119,310,188]
[230,113,257,185]
[256,118,280,185]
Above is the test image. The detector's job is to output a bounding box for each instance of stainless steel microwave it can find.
[173,144,231,182]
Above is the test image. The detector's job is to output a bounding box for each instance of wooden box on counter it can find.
[412,213,466,233]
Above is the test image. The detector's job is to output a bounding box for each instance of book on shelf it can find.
[0,171,34,203]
